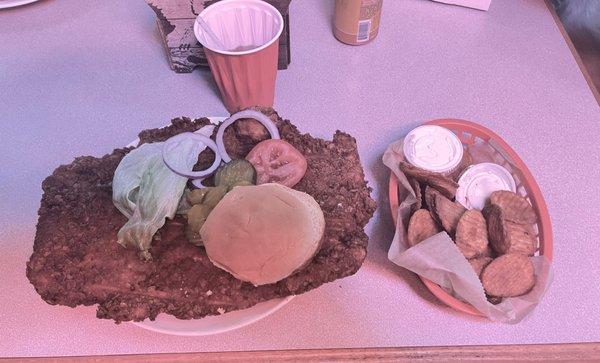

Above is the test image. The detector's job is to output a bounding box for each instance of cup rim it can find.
[194,0,284,56]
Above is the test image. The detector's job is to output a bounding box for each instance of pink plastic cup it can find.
[194,0,284,113]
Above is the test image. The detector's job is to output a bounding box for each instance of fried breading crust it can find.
[488,190,537,224]
[481,254,535,297]
[407,209,441,247]
[433,193,466,236]
[486,204,536,256]
[26,108,376,323]
[455,210,489,259]
[399,161,458,199]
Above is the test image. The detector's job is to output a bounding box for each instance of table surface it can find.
[1,0,599,358]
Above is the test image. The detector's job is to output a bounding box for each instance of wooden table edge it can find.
[4,343,600,362]
[544,0,600,105]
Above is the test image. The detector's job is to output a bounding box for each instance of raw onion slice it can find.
[191,178,208,188]
[216,110,280,163]
[162,132,221,179]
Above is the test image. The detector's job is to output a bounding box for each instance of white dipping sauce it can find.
[403,125,463,174]
[456,163,516,210]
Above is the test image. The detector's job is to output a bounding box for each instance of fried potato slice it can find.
[399,161,458,199]
[486,204,536,256]
[407,209,442,247]
[455,210,489,258]
[468,256,492,278]
[433,192,466,235]
[488,190,537,224]
[481,254,535,297]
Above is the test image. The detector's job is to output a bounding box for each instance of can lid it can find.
[456,163,516,210]
[403,125,464,173]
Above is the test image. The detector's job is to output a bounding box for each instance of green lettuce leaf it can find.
[112,136,203,259]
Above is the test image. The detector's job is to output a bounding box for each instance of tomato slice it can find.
[246,139,307,188]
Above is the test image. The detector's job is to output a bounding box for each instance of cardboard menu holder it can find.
[145,0,292,73]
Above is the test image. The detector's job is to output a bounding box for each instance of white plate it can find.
[133,296,293,336]
[0,0,40,9]
[129,116,294,336]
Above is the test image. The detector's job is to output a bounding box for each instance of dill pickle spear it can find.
[203,185,227,209]
[187,188,210,205]
[186,204,212,245]
[214,159,256,188]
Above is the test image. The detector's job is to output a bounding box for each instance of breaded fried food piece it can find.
[468,256,492,277]
[486,205,536,256]
[487,295,503,305]
[409,177,423,213]
[488,190,536,224]
[482,245,495,258]
[423,186,440,224]
[26,109,377,323]
[407,209,441,247]
[399,161,458,199]
[448,150,473,182]
[424,186,438,213]
[455,210,489,258]
[481,254,535,297]
[433,193,466,235]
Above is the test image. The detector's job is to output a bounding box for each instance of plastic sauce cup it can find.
[194,0,284,113]
[455,162,516,210]
[403,125,464,174]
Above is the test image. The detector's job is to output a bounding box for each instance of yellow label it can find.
[334,0,383,44]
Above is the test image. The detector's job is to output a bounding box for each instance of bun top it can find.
[200,183,325,286]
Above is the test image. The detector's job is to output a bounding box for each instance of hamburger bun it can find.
[200,183,325,286]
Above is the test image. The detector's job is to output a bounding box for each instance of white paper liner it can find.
[383,138,553,324]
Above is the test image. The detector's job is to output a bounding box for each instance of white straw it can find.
[196,17,228,51]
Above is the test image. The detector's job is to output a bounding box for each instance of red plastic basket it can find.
[388,119,553,316]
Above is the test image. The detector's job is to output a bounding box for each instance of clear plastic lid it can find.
[403,125,464,174]
[456,163,516,210]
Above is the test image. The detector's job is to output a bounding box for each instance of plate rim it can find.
[0,0,40,9]
[132,295,294,336]
[129,116,294,336]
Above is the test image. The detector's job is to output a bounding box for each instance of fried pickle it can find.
[486,204,536,256]
[409,177,423,213]
[407,209,442,247]
[433,192,466,235]
[481,254,535,297]
[482,245,495,258]
[424,186,438,213]
[455,210,489,258]
[468,256,492,277]
[487,295,503,305]
[399,161,458,199]
[488,190,536,224]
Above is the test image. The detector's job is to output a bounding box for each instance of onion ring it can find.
[216,110,280,163]
[162,132,221,179]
